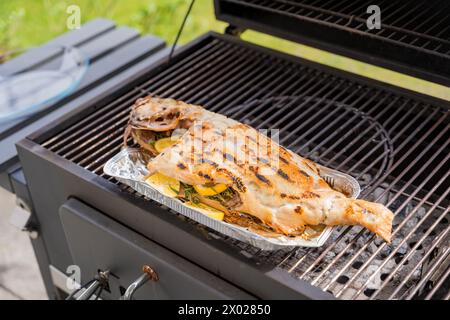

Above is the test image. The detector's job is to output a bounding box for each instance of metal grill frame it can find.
[215,0,450,86]
[16,32,450,300]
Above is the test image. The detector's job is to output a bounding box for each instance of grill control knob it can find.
[120,265,158,300]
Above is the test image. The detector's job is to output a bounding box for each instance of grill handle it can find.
[66,270,110,300]
[120,265,158,300]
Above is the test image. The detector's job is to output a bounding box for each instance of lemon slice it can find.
[145,172,180,197]
[154,137,178,153]
[186,201,225,221]
[194,183,228,196]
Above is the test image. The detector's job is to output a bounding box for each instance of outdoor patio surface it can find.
[0,187,47,300]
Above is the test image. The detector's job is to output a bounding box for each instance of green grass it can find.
[0,1,219,53]
[0,0,300,56]
[1,0,448,100]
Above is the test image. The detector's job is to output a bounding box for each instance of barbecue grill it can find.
[14,0,449,299]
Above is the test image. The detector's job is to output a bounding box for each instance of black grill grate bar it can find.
[390,187,448,212]
[349,0,398,27]
[348,107,440,183]
[83,54,294,172]
[253,81,344,130]
[400,228,449,299]
[137,40,231,94]
[323,0,365,14]
[424,264,450,300]
[52,41,253,157]
[76,51,275,166]
[200,41,442,296]
[234,0,450,55]
[268,0,285,10]
[149,45,251,99]
[178,52,281,104]
[333,194,449,298]
[377,210,450,299]
[420,25,450,53]
[378,1,415,24]
[395,11,450,51]
[286,90,386,153]
[204,64,305,112]
[302,167,449,298]
[232,76,344,127]
[211,73,306,117]
[43,39,226,151]
[329,101,417,172]
[393,3,444,34]
[138,42,260,99]
[359,110,447,196]
[52,43,229,157]
[392,4,434,29]
[89,75,376,180]
[265,87,363,157]
[323,0,371,23]
[72,72,290,171]
[197,65,307,109]
[341,154,450,298]
[345,112,446,221]
[175,53,281,104]
[284,3,298,14]
[328,136,450,297]
[421,11,450,36]
[83,136,124,170]
[316,95,404,168]
[327,98,412,172]
[77,60,274,167]
[284,0,449,45]
[257,81,354,130]
[287,112,448,285]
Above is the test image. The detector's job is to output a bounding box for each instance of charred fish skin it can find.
[127,96,394,242]
[123,96,203,153]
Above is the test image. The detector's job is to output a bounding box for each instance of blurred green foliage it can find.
[0,0,301,61]
[1,0,446,100]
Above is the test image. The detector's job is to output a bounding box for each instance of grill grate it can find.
[41,36,449,300]
[225,0,450,57]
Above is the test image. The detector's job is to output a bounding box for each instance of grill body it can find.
[17,32,449,299]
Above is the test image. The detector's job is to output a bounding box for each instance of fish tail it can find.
[348,199,394,242]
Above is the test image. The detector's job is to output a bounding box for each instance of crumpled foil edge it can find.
[103,148,361,251]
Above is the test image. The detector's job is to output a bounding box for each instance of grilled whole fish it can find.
[125,97,394,242]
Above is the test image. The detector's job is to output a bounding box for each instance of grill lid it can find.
[215,0,450,86]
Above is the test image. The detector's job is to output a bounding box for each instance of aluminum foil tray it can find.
[104,148,360,251]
